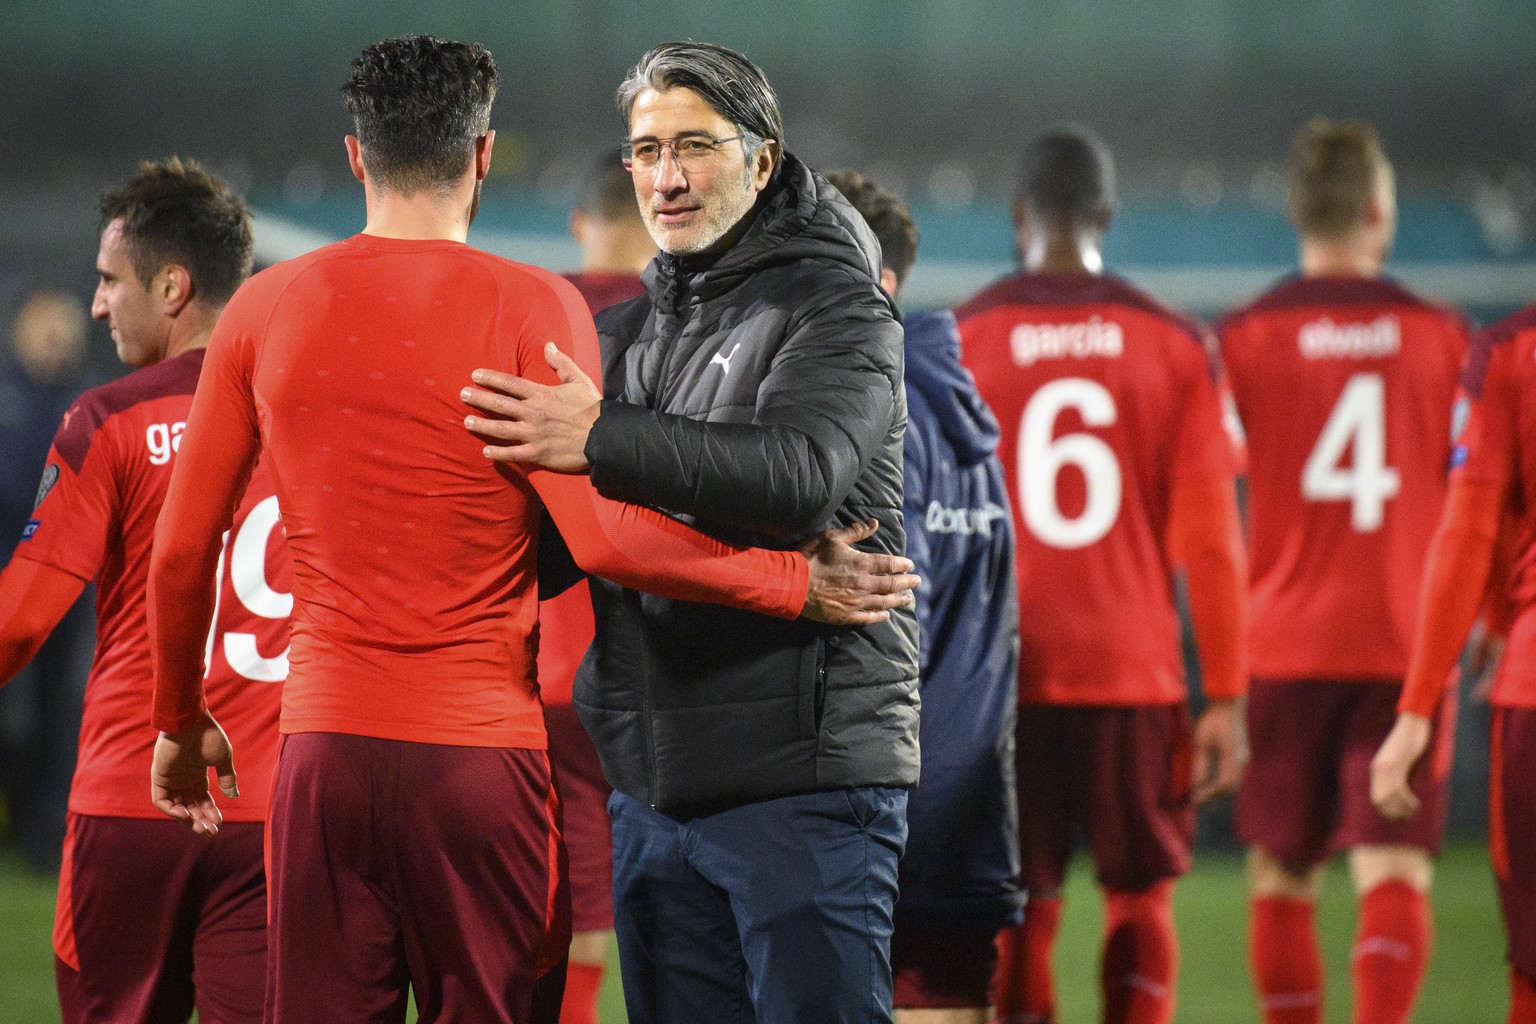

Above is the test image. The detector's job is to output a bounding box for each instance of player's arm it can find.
[0,405,124,685]
[527,457,915,626]
[1168,472,1250,804]
[148,320,262,836]
[0,558,87,683]
[1370,472,1503,820]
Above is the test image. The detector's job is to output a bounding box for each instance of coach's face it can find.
[627,87,774,256]
[91,219,170,368]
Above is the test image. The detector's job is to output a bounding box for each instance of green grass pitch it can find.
[0,842,1505,1022]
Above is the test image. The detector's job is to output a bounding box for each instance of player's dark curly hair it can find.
[342,35,499,195]
[824,170,919,288]
[1287,117,1390,239]
[1015,127,1117,230]
[98,157,253,305]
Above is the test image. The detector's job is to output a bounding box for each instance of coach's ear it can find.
[345,135,367,184]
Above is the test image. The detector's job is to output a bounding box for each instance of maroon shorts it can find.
[544,703,614,933]
[1015,704,1194,893]
[891,924,999,1009]
[265,733,570,1024]
[1237,679,1453,868]
[53,813,266,1024]
[1493,707,1536,981]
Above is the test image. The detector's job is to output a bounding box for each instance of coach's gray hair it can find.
[616,41,784,172]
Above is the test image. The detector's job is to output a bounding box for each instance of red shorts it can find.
[891,924,999,1009]
[1015,704,1194,893]
[545,702,614,933]
[1493,707,1536,981]
[53,813,266,1024]
[265,733,570,1024]
[1237,679,1453,868]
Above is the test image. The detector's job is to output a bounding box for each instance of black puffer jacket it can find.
[572,153,920,813]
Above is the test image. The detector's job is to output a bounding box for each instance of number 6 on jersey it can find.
[1301,372,1399,532]
[1019,377,1123,549]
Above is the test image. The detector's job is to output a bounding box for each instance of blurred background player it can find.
[1218,118,1469,1024]
[0,289,95,872]
[147,36,916,1024]
[539,150,653,1024]
[1370,302,1536,1024]
[0,159,289,1024]
[827,168,1025,1024]
[955,127,1249,1024]
[563,149,655,309]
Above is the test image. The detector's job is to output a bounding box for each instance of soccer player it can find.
[146,36,916,1024]
[1219,118,1468,1024]
[827,168,1024,1024]
[0,159,287,1024]
[540,151,653,1024]
[955,127,1248,1024]
[1370,303,1536,1024]
[563,150,655,310]
[463,42,919,1024]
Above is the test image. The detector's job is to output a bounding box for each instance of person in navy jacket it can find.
[829,169,1024,1024]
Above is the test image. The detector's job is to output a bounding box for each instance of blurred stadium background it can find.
[1,1,1529,1019]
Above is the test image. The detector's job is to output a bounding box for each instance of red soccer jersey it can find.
[151,235,808,749]
[1450,306,1536,710]
[536,271,647,707]
[15,351,287,821]
[1219,277,1467,681]
[956,272,1235,706]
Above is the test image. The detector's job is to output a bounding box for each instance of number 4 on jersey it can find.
[1301,373,1399,532]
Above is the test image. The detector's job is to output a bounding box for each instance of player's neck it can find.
[1022,232,1103,276]
[361,183,475,243]
[1298,236,1385,279]
[162,304,221,360]
[579,223,656,275]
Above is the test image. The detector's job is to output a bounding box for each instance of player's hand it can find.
[150,711,237,837]
[462,344,600,472]
[799,519,919,625]
[1191,697,1247,805]
[1465,621,1505,704]
[1370,712,1431,822]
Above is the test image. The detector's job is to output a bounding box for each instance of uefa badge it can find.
[33,464,60,510]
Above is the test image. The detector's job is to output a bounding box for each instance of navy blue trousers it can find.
[609,786,907,1024]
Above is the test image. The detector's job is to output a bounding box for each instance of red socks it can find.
[994,895,1063,1024]
[1351,880,1430,1024]
[558,960,604,1024]
[1511,968,1536,1024]
[1250,895,1324,1024]
[1101,881,1178,1024]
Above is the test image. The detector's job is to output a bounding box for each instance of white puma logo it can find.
[710,342,743,376]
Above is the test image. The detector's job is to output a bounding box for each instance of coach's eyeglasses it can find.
[621,134,746,173]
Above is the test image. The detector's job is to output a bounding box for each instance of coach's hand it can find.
[1371,712,1431,821]
[799,519,919,625]
[463,344,600,473]
[1191,697,1246,804]
[151,710,237,837]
